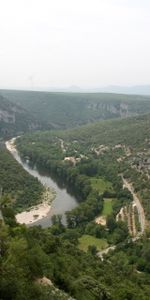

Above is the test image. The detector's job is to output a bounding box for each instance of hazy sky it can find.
[0,0,150,89]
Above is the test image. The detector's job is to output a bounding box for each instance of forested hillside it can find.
[0,94,50,138]
[1,90,150,129]
[16,113,150,224]
[0,148,43,213]
[0,215,150,300]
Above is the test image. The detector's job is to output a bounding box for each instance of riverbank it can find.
[5,137,18,153]
[5,138,56,225]
[5,137,78,227]
[15,187,56,225]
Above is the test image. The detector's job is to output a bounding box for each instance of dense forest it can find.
[0,147,43,213]
[0,213,150,300]
[16,113,150,220]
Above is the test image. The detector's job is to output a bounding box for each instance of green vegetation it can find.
[16,112,150,219]
[0,215,150,300]
[78,235,108,252]
[0,149,44,212]
[91,177,113,195]
[102,199,113,216]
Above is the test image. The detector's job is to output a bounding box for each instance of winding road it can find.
[122,177,146,234]
[97,176,146,260]
[97,246,116,261]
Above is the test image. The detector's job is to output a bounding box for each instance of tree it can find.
[88,245,97,256]
[106,216,117,233]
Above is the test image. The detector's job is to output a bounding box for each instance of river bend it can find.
[6,138,78,227]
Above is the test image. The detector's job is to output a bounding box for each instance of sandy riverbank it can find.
[5,137,18,153]
[16,188,56,225]
[5,137,56,225]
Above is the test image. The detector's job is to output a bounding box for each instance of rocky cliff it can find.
[0,95,43,138]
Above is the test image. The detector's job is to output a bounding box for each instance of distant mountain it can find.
[96,85,150,95]
[45,85,150,95]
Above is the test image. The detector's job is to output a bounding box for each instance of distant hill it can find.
[46,84,150,95]
[0,94,47,138]
[1,90,150,129]
[20,84,150,94]
[95,85,150,95]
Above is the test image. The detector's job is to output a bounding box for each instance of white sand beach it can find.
[5,137,18,152]
[15,186,55,225]
[15,200,52,224]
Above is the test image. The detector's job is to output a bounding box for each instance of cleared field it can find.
[90,177,113,195]
[102,198,113,216]
[78,235,108,252]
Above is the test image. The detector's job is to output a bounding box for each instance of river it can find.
[6,139,78,227]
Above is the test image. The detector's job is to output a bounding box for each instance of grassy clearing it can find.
[102,198,113,216]
[78,235,108,252]
[90,177,114,195]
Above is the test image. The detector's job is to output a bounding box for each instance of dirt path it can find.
[59,138,66,152]
[127,205,132,235]
[0,210,4,222]
[131,204,137,237]
[122,177,145,234]
[97,246,116,260]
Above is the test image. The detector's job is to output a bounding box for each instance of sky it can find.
[0,0,150,90]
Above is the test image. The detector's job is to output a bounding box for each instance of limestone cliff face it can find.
[0,109,16,124]
[87,101,129,117]
[0,95,42,137]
